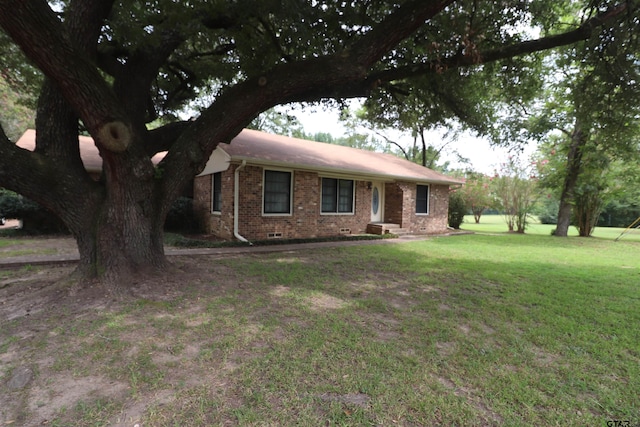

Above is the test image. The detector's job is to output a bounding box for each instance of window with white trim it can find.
[211,172,222,213]
[416,184,430,214]
[264,170,292,214]
[321,178,354,214]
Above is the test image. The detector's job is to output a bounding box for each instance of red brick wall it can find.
[384,181,450,234]
[193,169,235,239]
[384,182,412,227]
[410,184,450,234]
[236,166,371,240]
[383,182,404,225]
[194,164,451,240]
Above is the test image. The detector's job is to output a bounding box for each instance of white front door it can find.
[371,181,384,222]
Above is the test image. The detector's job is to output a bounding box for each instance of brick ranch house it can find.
[17,129,463,241]
[193,129,463,242]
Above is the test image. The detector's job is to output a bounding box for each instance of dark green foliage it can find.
[0,189,67,234]
[598,201,640,228]
[536,197,560,225]
[448,191,466,229]
[0,32,42,110]
[248,108,305,137]
[0,189,25,219]
[164,197,200,233]
[527,3,640,237]
[0,77,36,140]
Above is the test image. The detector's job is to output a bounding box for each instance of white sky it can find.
[291,104,535,175]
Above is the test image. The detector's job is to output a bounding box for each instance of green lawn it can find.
[2,233,639,426]
[461,214,640,241]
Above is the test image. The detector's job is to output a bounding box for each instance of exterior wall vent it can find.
[339,228,351,234]
[267,232,283,239]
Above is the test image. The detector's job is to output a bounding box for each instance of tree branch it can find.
[156,0,633,207]
[371,2,633,83]
[0,139,55,195]
[0,131,99,217]
[258,16,293,62]
[145,121,192,155]
[157,0,457,206]
[275,1,636,104]
[66,0,115,55]
[113,30,185,124]
[0,0,131,150]
[96,43,130,77]
[370,129,410,160]
[34,0,115,164]
[348,0,456,67]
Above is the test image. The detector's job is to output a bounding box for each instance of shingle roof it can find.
[219,129,463,185]
[17,128,462,185]
[17,129,103,173]
[16,129,164,173]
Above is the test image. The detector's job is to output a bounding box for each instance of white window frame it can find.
[211,171,222,214]
[262,169,293,216]
[416,184,430,215]
[320,177,355,215]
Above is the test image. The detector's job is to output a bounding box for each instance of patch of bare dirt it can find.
[0,234,78,257]
[0,237,451,426]
[0,252,244,427]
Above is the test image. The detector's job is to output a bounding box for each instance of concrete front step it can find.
[366,223,409,235]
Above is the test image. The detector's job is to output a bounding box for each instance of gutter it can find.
[233,160,251,245]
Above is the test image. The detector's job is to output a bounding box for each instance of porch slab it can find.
[366,223,409,235]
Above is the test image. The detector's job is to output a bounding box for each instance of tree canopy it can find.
[0,76,35,140]
[0,0,637,286]
[520,1,640,237]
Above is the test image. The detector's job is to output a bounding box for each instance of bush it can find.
[448,191,466,229]
[598,201,640,228]
[0,190,67,234]
[165,197,201,233]
[536,198,559,225]
[0,189,25,219]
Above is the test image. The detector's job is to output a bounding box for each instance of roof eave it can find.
[229,155,461,185]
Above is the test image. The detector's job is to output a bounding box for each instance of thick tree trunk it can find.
[555,198,574,237]
[30,86,169,290]
[68,180,169,292]
[94,216,167,287]
[555,127,587,237]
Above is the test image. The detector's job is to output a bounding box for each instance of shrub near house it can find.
[0,190,67,233]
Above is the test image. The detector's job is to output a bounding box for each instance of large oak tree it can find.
[0,0,636,289]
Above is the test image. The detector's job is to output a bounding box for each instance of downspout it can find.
[233,160,252,244]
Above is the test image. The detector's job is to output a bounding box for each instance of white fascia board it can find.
[196,147,232,176]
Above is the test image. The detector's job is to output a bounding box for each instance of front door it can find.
[370,181,384,222]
